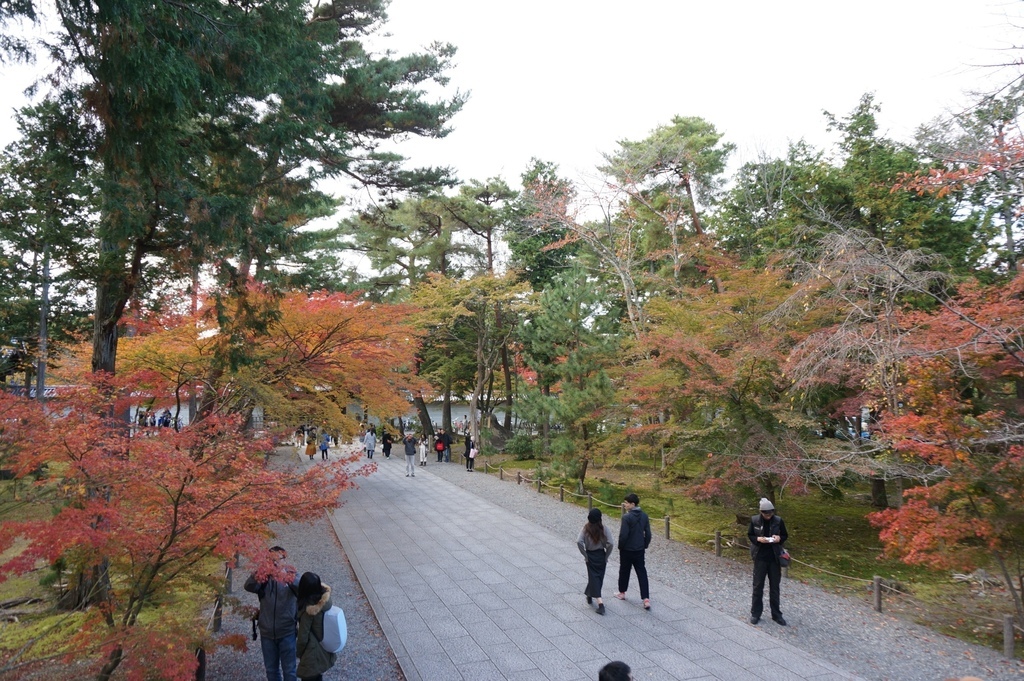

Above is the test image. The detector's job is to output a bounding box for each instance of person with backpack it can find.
[294,572,337,681]
[440,427,453,462]
[434,432,445,463]
[319,432,330,461]
[747,497,788,626]
[244,546,299,681]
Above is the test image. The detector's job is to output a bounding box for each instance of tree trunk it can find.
[681,175,704,236]
[993,550,1024,625]
[501,344,513,431]
[541,383,551,456]
[413,393,433,437]
[96,645,123,681]
[870,477,889,508]
[442,377,452,432]
[577,454,593,485]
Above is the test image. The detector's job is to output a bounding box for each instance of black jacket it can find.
[747,513,788,561]
[244,572,298,640]
[618,507,652,552]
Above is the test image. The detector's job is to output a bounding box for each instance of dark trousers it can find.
[617,549,649,599]
[751,558,782,619]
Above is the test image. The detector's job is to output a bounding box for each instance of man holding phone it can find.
[747,498,788,626]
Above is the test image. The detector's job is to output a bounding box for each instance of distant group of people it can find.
[244,546,337,681]
[136,409,175,429]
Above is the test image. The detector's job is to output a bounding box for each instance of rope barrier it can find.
[789,557,874,583]
[668,522,722,539]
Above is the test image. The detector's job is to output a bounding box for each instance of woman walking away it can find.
[363,428,376,459]
[305,437,317,461]
[295,572,336,681]
[577,508,614,614]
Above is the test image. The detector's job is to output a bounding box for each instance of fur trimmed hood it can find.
[302,584,332,617]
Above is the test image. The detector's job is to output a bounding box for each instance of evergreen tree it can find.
[518,265,617,483]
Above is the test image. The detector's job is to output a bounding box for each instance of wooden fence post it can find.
[537,478,542,493]
[560,486,564,502]
[664,516,670,540]
[499,467,503,481]
[873,576,882,612]
[213,594,223,632]
[588,493,593,510]
[1004,615,1015,659]
[517,471,521,485]
[715,531,722,557]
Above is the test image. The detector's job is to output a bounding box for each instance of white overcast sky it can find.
[371,0,1024,187]
[1,0,1022,195]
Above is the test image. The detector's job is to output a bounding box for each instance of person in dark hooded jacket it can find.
[295,572,337,681]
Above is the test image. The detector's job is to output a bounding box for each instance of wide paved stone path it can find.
[328,454,862,681]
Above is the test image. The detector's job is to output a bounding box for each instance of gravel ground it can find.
[204,447,402,681]
[425,459,1024,681]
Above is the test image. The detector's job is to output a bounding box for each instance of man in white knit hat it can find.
[747,497,788,625]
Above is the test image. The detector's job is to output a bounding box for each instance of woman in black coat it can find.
[576,508,614,614]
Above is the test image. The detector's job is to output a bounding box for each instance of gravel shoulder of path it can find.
[204,446,403,681]
[423,458,1024,681]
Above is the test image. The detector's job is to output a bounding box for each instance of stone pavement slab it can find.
[328,454,863,681]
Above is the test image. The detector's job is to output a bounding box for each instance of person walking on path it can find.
[304,438,316,462]
[467,443,478,471]
[577,508,614,615]
[294,572,337,681]
[418,434,427,466]
[363,428,376,459]
[244,546,300,681]
[463,432,472,469]
[319,432,330,461]
[381,431,393,459]
[403,433,417,477]
[434,432,445,463]
[615,492,652,609]
[748,497,788,626]
[440,427,453,462]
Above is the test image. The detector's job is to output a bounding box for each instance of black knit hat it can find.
[588,508,602,523]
